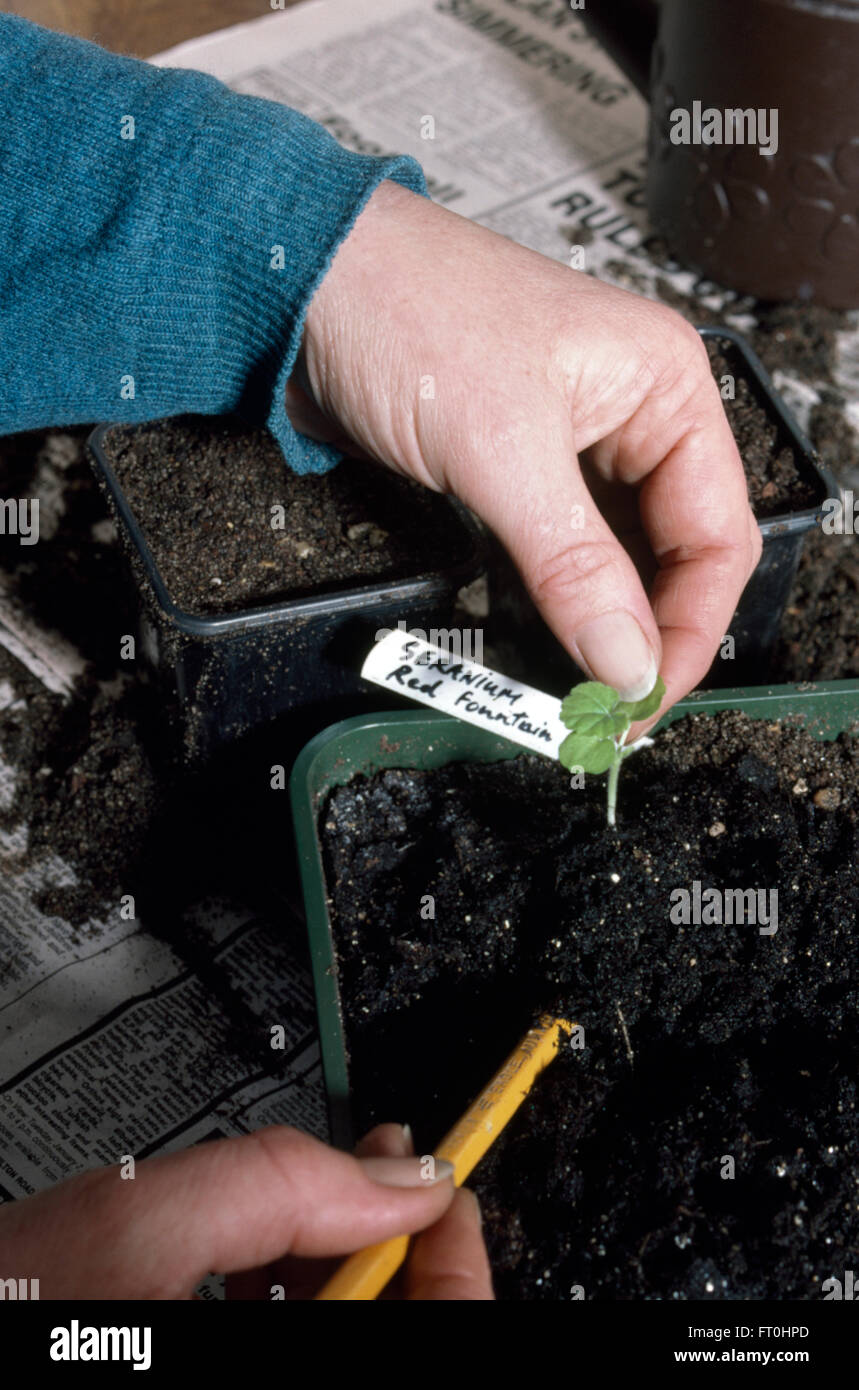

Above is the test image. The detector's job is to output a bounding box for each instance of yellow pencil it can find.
[315,1014,573,1300]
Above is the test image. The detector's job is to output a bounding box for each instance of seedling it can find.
[558,676,665,827]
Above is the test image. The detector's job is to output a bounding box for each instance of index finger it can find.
[639,403,761,711]
[586,338,761,713]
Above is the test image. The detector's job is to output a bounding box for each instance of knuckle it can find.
[526,538,619,610]
[649,308,711,384]
[243,1127,307,1240]
[248,1124,304,1188]
[657,304,705,352]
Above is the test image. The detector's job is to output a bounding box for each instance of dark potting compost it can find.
[0,428,296,930]
[101,416,472,615]
[320,712,859,1300]
[775,528,859,682]
[735,305,859,683]
[704,343,817,519]
[0,428,169,924]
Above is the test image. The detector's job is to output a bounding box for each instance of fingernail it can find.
[575,612,658,703]
[360,1156,454,1188]
[401,1123,414,1154]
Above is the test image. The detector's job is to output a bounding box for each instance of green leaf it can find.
[572,710,628,739]
[559,682,619,729]
[616,675,666,722]
[558,731,617,775]
[557,675,663,826]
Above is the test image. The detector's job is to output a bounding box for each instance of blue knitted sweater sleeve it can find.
[0,16,428,474]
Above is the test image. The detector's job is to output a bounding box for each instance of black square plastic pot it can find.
[87,423,486,761]
[487,325,840,692]
[698,326,840,684]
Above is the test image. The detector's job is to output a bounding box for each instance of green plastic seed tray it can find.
[289,680,859,1149]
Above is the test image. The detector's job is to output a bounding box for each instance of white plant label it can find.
[361,630,568,758]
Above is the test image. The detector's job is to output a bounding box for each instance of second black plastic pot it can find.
[487,326,839,693]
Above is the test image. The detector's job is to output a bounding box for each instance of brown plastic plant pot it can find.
[583,0,859,308]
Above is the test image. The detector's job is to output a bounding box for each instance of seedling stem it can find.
[558,678,664,826]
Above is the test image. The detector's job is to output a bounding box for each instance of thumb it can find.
[0,1126,455,1299]
[465,429,661,702]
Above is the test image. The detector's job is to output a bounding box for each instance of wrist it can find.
[301,179,427,401]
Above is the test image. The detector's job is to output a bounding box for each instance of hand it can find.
[0,1123,492,1300]
[288,180,761,724]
